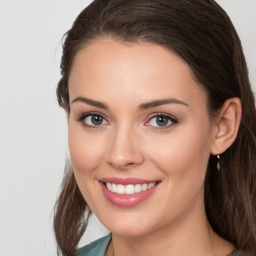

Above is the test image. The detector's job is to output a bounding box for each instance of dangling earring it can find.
[216,154,220,171]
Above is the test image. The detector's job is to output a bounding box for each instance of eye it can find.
[145,114,178,128]
[85,114,108,126]
[77,113,109,128]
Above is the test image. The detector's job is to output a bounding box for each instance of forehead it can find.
[68,38,207,107]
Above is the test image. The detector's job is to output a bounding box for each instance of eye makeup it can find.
[75,111,179,131]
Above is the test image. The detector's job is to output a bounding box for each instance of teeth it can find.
[142,184,147,191]
[106,183,112,190]
[112,183,117,193]
[116,184,125,194]
[125,184,135,194]
[134,184,142,193]
[148,182,155,189]
[105,182,156,195]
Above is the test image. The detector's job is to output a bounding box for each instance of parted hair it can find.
[54,0,256,255]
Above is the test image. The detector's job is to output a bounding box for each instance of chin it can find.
[102,214,157,237]
[110,226,151,237]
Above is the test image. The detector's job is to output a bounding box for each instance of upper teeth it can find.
[106,182,156,195]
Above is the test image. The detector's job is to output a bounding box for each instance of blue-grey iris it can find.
[156,116,169,126]
[91,115,103,125]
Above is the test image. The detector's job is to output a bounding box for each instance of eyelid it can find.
[75,111,178,130]
[144,112,178,129]
[76,111,110,128]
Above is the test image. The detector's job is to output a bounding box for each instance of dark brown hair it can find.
[54,0,256,255]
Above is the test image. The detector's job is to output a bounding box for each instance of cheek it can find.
[144,123,212,218]
[68,122,106,209]
[148,122,212,182]
[68,122,104,176]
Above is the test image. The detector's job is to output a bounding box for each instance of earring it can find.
[216,154,220,171]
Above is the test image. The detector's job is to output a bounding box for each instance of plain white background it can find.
[0,1,255,255]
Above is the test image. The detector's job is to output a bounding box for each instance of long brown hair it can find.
[54,0,256,255]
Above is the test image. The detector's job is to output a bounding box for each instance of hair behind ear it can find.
[204,19,256,253]
[54,161,90,256]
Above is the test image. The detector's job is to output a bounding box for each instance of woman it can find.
[54,0,256,255]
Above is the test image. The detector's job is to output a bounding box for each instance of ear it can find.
[211,97,242,156]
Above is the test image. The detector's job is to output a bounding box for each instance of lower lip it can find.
[100,182,159,207]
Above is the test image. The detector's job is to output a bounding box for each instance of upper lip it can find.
[100,177,160,185]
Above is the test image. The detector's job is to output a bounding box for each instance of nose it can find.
[106,125,144,170]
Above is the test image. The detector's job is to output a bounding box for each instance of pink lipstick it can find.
[99,177,160,207]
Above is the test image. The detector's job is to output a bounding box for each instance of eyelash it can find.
[76,112,178,130]
[145,113,178,130]
[76,112,109,129]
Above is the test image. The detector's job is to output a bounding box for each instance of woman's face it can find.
[68,38,217,237]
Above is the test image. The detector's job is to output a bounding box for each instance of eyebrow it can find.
[71,96,188,110]
[138,98,188,110]
[71,97,108,109]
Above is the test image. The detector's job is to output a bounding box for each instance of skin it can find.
[68,38,240,256]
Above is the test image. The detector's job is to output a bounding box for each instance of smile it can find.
[100,178,160,207]
[105,182,157,195]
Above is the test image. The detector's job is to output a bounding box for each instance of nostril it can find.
[125,162,136,166]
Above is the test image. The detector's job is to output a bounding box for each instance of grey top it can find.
[76,234,244,256]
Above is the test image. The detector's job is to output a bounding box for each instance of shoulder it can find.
[76,234,112,256]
